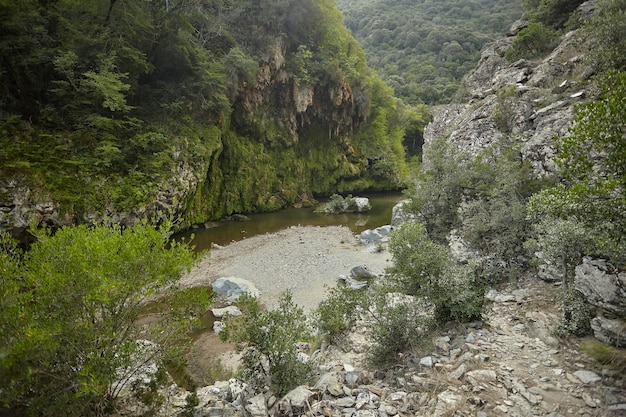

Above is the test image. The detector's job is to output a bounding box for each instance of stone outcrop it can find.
[423,17,594,178]
[575,257,626,346]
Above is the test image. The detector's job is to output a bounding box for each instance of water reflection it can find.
[178,192,405,251]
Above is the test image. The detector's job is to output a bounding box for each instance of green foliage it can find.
[337,0,524,104]
[0,0,407,227]
[523,0,585,29]
[405,139,471,243]
[389,223,484,323]
[529,71,626,265]
[220,292,315,396]
[367,294,433,367]
[557,290,594,337]
[491,86,519,132]
[0,222,209,417]
[526,217,593,300]
[584,0,626,73]
[504,22,560,61]
[316,284,368,343]
[581,339,626,374]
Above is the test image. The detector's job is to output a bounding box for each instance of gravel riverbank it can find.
[182,225,392,312]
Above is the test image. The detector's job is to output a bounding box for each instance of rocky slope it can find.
[119,237,625,417]
[423,17,593,177]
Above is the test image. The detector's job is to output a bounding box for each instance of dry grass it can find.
[580,338,626,376]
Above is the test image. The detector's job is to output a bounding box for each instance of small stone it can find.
[419,356,434,368]
[582,392,596,408]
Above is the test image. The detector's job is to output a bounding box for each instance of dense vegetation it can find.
[336,0,523,105]
[0,0,412,229]
[0,222,209,416]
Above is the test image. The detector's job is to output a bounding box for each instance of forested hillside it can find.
[336,0,523,104]
[0,0,411,231]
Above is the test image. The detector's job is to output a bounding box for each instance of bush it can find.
[389,223,485,323]
[505,22,560,61]
[316,284,368,343]
[220,292,315,396]
[388,223,449,297]
[367,293,434,367]
[0,222,208,417]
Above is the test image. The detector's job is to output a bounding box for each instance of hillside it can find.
[336,0,523,104]
[0,0,408,232]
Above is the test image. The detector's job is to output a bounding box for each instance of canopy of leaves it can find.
[0,221,209,417]
[336,0,523,105]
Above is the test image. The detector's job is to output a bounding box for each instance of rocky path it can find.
[237,276,625,417]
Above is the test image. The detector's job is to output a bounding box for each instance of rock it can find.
[434,390,463,417]
[244,393,267,417]
[213,321,226,333]
[590,315,626,346]
[317,195,371,214]
[575,257,626,317]
[352,197,371,213]
[359,229,383,245]
[276,386,319,414]
[350,266,378,282]
[465,370,497,386]
[391,200,416,226]
[419,356,434,368]
[573,370,602,384]
[212,306,242,318]
[212,277,260,301]
[314,372,345,396]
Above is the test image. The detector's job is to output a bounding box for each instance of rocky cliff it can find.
[424,20,593,177]
[0,0,407,234]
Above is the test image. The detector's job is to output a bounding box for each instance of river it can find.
[178,192,406,251]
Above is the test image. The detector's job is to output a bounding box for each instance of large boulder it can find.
[575,257,626,346]
[575,258,626,316]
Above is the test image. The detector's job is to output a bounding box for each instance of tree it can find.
[530,71,626,265]
[0,221,209,417]
[528,217,593,302]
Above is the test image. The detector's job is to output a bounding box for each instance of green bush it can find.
[316,284,368,343]
[388,223,485,323]
[0,222,208,417]
[505,22,560,61]
[367,294,434,367]
[220,292,315,396]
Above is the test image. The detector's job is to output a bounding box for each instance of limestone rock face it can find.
[423,24,593,178]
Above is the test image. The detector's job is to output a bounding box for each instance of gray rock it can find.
[212,277,260,301]
[244,393,266,417]
[573,370,602,384]
[591,315,626,346]
[211,306,242,318]
[359,229,383,245]
[350,265,378,282]
[575,257,626,317]
[391,200,415,226]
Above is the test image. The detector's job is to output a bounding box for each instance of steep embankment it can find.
[0,0,406,233]
[423,23,591,177]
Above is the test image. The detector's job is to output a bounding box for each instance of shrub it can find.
[366,293,434,367]
[389,223,485,323]
[505,22,560,61]
[316,284,368,343]
[0,222,208,417]
[220,292,315,396]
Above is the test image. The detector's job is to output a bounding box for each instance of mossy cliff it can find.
[0,0,408,231]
